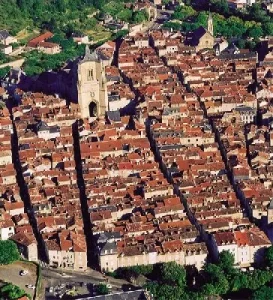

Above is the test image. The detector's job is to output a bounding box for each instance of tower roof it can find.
[80,45,100,64]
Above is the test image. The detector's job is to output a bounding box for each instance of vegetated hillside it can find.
[0,0,138,36]
[0,0,97,35]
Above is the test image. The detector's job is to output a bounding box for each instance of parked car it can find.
[20,270,28,276]
[26,284,35,290]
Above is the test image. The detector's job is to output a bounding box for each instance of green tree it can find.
[0,66,10,79]
[195,11,208,28]
[114,29,129,39]
[172,5,196,21]
[159,262,186,288]
[245,270,273,290]
[236,39,246,49]
[247,3,270,23]
[265,246,273,269]
[252,286,273,300]
[248,25,263,39]
[0,283,29,300]
[210,0,229,15]
[129,264,153,276]
[117,9,133,23]
[263,23,273,36]
[96,283,109,295]
[202,264,230,295]
[0,240,20,265]
[230,272,248,292]
[218,250,235,273]
[145,282,186,300]
[163,21,181,31]
[132,10,148,24]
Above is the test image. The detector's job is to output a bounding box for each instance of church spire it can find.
[207,12,214,37]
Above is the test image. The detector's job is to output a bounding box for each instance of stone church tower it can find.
[77,46,108,119]
[207,12,214,37]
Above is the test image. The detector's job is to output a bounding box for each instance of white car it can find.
[26,284,35,290]
[106,284,112,289]
[20,270,28,276]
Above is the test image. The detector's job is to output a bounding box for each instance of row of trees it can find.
[114,248,273,300]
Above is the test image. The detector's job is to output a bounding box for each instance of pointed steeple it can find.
[85,45,91,57]
[80,45,100,64]
[207,12,214,37]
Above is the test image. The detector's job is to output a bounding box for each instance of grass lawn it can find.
[16,29,40,44]
[85,24,112,43]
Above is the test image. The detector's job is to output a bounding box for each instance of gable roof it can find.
[187,26,213,47]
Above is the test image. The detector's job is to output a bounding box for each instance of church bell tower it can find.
[208,12,214,37]
[77,46,108,119]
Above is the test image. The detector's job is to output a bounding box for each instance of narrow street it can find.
[72,121,97,269]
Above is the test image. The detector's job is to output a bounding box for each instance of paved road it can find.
[0,261,37,299]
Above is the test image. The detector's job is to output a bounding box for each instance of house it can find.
[263,0,273,13]
[44,230,87,270]
[28,31,54,48]
[27,31,61,54]
[0,44,12,55]
[0,30,17,45]
[99,240,208,272]
[152,0,162,6]
[10,231,38,262]
[0,219,15,240]
[37,42,61,55]
[72,32,89,44]
[228,0,256,9]
[36,121,60,140]
[214,227,271,266]
[234,106,256,124]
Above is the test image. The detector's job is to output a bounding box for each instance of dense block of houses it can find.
[1,24,273,274]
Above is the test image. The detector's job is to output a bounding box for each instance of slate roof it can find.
[80,46,100,63]
[187,26,212,47]
[107,111,121,122]
[0,30,10,40]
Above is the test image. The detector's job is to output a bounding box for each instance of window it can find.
[88,69,94,81]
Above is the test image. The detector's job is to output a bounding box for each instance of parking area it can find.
[45,281,96,299]
[44,278,114,299]
[0,261,37,299]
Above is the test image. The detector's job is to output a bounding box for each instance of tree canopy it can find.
[96,283,109,295]
[265,245,273,269]
[0,283,29,300]
[0,240,20,265]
